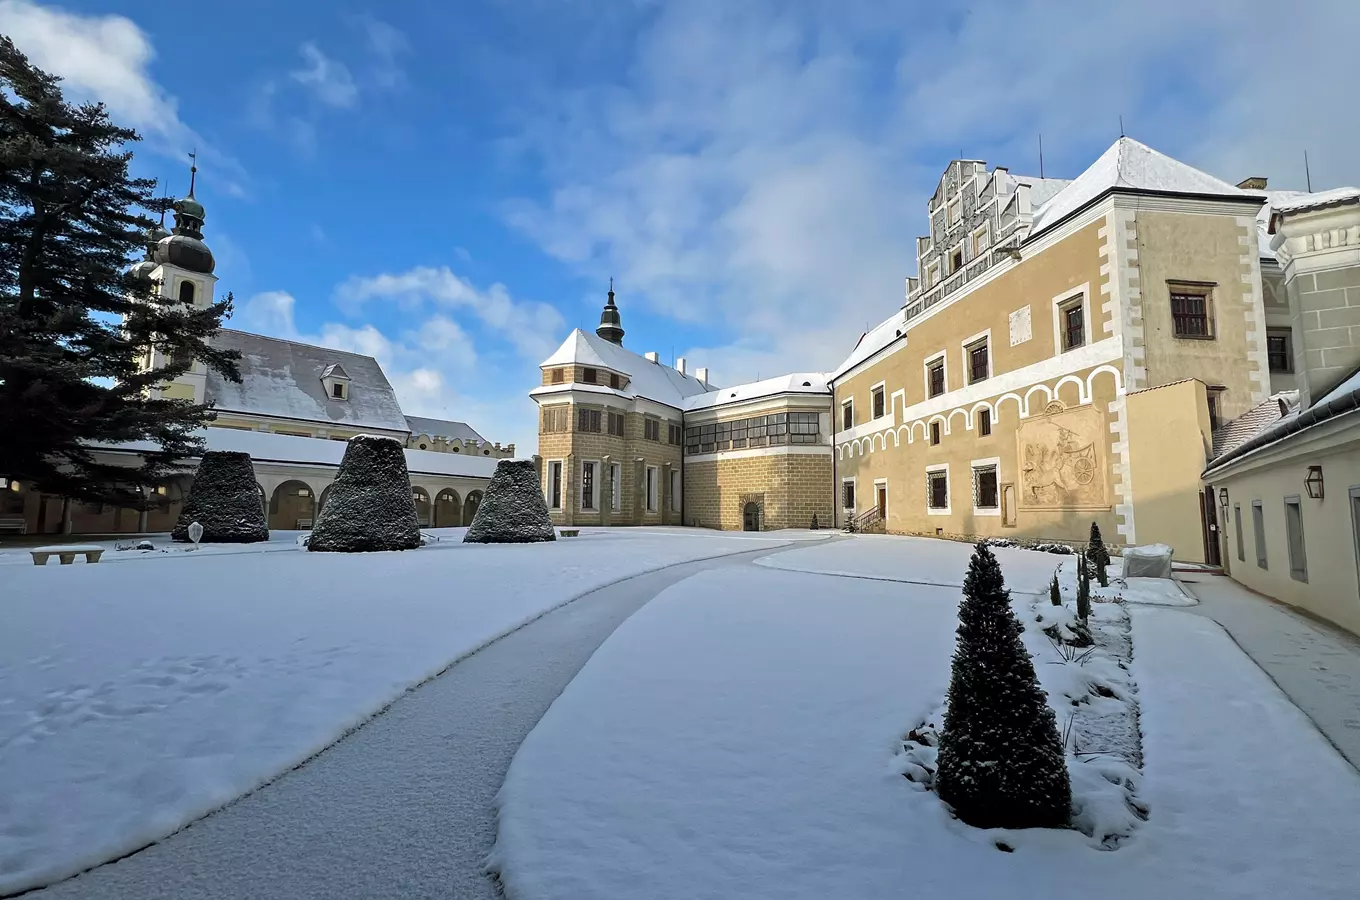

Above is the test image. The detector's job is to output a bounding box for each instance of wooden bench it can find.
[295,518,313,529]
[559,529,580,538]
[0,515,27,535]
[31,545,105,566]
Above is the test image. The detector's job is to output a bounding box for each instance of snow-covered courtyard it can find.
[0,527,804,895]
[493,536,1360,900]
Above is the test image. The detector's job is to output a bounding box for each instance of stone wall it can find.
[684,450,832,531]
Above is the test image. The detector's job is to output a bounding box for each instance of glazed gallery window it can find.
[842,480,856,510]
[685,412,819,455]
[582,367,598,384]
[1059,297,1085,351]
[577,408,602,433]
[927,470,949,509]
[581,462,597,510]
[928,359,945,398]
[1267,330,1293,373]
[967,339,989,384]
[872,385,886,419]
[842,400,855,430]
[978,408,992,436]
[608,411,625,437]
[973,465,999,509]
[1170,284,1215,339]
[548,461,562,509]
[542,406,568,433]
[645,418,661,442]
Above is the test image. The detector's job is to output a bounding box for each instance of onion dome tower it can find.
[596,278,625,345]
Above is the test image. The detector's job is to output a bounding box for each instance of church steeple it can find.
[596,278,625,345]
[151,151,215,274]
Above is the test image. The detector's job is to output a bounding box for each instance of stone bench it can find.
[0,515,27,534]
[31,545,105,566]
[559,529,581,538]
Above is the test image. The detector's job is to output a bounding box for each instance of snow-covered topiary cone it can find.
[172,451,268,543]
[308,435,421,552]
[464,459,556,544]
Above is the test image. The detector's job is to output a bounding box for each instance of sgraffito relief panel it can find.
[1017,402,1108,509]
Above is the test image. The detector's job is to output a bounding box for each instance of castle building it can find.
[1,164,508,536]
[534,137,1318,568]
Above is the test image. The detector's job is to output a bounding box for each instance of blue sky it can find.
[4,0,1357,453]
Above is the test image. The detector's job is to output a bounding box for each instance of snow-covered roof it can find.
[830,307,910,381]
[1031,137,1252,235]
[1270,186,1360,216]
[404,415,487,444]
[1013,175,1073,209]
[206,330,410,433]
[102,427,500,479]
[684,373,830,411]
[538,328,713,408]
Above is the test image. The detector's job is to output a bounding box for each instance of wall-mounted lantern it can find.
[1218,487,1229,509]
[1305,465,1324,500]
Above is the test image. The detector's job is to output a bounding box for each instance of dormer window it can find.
[583,367,598,384]
[320,363,351,402]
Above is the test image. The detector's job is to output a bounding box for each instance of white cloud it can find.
[354,15,410,89]
[337,266,566,362]
[289,42,359,109]
[234,291,537,455]
[504,0,1360,387]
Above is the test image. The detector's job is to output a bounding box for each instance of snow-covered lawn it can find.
[0,528,806,895]
[494,538,1360,900]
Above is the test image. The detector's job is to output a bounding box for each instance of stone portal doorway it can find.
[743,501,761,532]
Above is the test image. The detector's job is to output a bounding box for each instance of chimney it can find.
[644,351,659,363]
[696,366,710,386]
[676,357,687,376]
[1237,176,1268,190]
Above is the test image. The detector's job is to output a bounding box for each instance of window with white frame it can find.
[548,460,563,509]
[1285,496,1307,582]
[611,463,622,511]
[925,261,940,289]
[871,383,886,419]
[925,352,946,398]
[1234,503,1244,561]
[948,196,961,225]
[670,470,680,512]
[1252,500,1267,568]
[964,334,989,385]
[842,478,856,510]
[581,461,597,510]
[972,461,999,513]
[977,408,992,436]
[1054,288,1089,353]
[646,466,659,512]
[950,246,963,274]
[841,399,854,431]
[926,466,949,513]
[972,224,989,257]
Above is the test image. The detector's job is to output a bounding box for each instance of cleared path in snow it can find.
[28,541,816,900]
[1177,573,1360,772]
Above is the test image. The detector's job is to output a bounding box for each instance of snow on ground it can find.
[757,533,1066,593]
[1051,555,1196,607]
[494,540,1360,900]
[0,528,805,895]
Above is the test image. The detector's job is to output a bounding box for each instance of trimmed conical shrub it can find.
[464,459,556,544]
[935,542,1071,829]
[1076,551,1093,622]
[1088,522,1110,587]
[1049,572,1062,606]
[308,435,421,552]
[172,451,268,543]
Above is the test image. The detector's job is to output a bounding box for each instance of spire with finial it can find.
[596,277,625,345]
[171,150,206,240]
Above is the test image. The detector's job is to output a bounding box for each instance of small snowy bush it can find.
[935,543,1071,830]
[1076,552,1093,622]
[172,451,268,543]
[1049,573,1062,607]
[1088,523,1110,587]
[308,435,421,553]
[464,459,556,544]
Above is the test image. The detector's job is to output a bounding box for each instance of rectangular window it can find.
[668,423,682,446]
[610,372,622,389]
[950,247,963,274]
[578,408,602,433]
[972,224,988,257]
[685,426,701,454]
[967,340,988,384]
[1285,497,1307,582]
[978,408,992,436]
[973,465,999,509]
[1252,500,1267,568]
[930,421,941,445]
[670,470,680,512]
[842,480,855,510]
[542,406,568,433]
[581,462,596,510]
[607,411,625,436]
[551,368,564,384]
[925,261,939,289]
[928,360,945,398]
[549,461,562,509]
[646,467,658,512]
[948,197,961,224]
[1060,297,1085,351]
[1267,330,1293,373]
[582,367,598,384]
[331,382,345,399]
[1206,387,1225,430]
[872,385,885,419]
[610,463,621,511]
[645,418,660,442]
[1170,285,1214,339]
[927,471,949,510]
[842,400,854,430]
[1234,503,1244,561]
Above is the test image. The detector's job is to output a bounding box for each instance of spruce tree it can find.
[1076,552,1092,623]
[935,542,1071,829]
[1087,522,1110,587]
[1049,572,1062,607]
[0,37,239,506]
